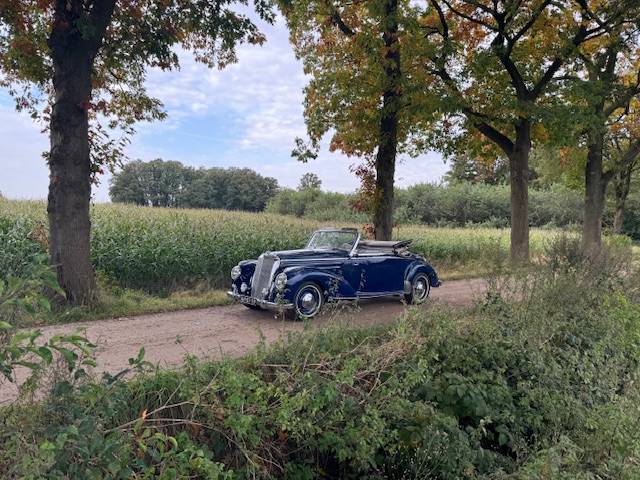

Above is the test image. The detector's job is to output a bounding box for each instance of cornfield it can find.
[0,199,623,291]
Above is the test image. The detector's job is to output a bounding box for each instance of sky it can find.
[0,16,448,203]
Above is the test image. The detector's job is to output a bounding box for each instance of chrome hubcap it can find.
[301,292,317,310]
[297,286,322,317]
[414,277,429,301]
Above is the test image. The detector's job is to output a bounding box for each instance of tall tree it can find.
[444,153,509,185]
[569,23,640,256]
[109,159,195,207]
[279,0,436,240]
[298,172,322,191]
[422,0,628,263]
[611,142,640,234]
[0,0,273,303]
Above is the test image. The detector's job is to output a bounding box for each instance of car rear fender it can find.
[406,263,441,289]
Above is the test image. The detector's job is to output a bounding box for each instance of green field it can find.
[0,200,546,287]
[1,199,631,294]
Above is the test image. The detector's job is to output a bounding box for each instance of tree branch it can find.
[440,0,499,32]
[529,24,588,99]
[326,1,356,36]
[88,0,117,57]
[474,120,515,155]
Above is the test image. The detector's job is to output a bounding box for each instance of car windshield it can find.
[306,230,358,252]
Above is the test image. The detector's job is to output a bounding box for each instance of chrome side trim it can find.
[328,291,406,301]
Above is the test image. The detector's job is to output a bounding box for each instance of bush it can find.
[1,243,638,479]
[266,188,368,222]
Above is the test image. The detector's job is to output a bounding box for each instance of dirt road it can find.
[0,278,487,404]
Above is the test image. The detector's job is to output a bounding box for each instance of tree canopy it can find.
[0,0,273,172]
[421,0,636,261]
[279,0,439,239]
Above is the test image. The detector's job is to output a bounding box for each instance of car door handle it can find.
[352,263,360,266]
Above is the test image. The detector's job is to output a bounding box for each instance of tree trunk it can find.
[612,204,625,234]
[48,48,96,304]
[582,132,610,259]
[508,121,531,264]
[46,0,114,305]
[612,163,633,234]
[373,0,401,241]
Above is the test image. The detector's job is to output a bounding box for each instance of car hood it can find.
[265,248,349,261]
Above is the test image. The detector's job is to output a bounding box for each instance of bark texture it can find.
[47,0,116,304]
[373,0,401,241]
[582,131,612,259]
[612,165,632,234]
[508,121,531,264]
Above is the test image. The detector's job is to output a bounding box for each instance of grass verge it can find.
[52,287,231,324]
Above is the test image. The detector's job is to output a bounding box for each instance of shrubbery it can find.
[1,240,638,478]
[266,188,369,223]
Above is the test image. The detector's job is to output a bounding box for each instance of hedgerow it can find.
[267,182,640,240]
[1,240,638,478]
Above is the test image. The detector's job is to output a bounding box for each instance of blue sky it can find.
[0,16,447,202]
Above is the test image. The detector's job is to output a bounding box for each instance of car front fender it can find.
[281,267,357,300]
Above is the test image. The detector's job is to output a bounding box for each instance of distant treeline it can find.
[110,160,640,239]
[109,159,278,212]
[267,183,640,240]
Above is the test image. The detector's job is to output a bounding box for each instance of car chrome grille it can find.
[252,255,277,299]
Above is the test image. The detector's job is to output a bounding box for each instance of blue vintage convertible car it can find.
[228,228,441,319]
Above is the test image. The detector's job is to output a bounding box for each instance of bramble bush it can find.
[0,255,95,401]
[1,239,638,478]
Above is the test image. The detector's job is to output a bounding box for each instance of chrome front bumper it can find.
[227,291,294,310]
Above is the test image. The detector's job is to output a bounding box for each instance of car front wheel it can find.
[291,282,324,320]
[404,273,431,305]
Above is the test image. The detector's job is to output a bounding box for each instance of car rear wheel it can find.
[404,273,430,305]
[290,282,324,320]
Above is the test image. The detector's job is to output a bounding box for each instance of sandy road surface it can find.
[0,278,487,404]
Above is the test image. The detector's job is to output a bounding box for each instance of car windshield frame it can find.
[306,229,360,253]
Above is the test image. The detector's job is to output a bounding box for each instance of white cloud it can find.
[138,16,307,151]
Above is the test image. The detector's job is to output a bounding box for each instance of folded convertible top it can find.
[358,239,413,250]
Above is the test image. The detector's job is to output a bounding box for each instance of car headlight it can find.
[231,265,241,281]
[275,272,287,291]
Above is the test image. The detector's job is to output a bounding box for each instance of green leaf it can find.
[0,321,14,331]
[37,296,51,312]
[35,347,54,364]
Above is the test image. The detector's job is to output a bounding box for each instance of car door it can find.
[340,257,365,296]
[358,255,407,295]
